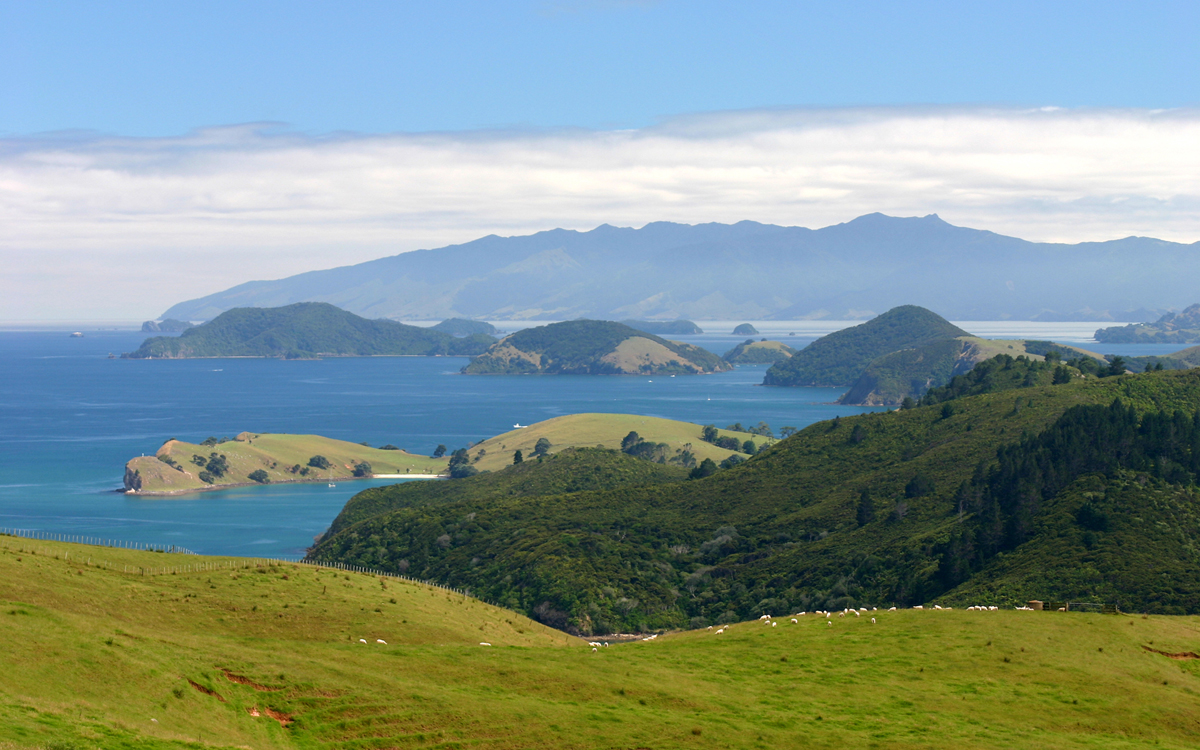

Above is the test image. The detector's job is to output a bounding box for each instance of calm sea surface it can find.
[1,322,1187,558]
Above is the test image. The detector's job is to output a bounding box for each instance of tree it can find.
[198,471,214,484]
[308,455,331,470]
[856,488,875,526]
[1052,365,1072,385]
[701,425,719,443]
[205,453,229,478]
[380,444,400,451]
[716,436,741,451]
[900,396,916,410]
[1106,356,1127,377]
[513,449,524,465]
[621,431,641,451]
[849,425,866,444]
[940,402,955,420]
[533,437,552,456]
[741,439,757,455]
[450,464,478,479]
[779,426,798,439]
[689,458,718,479]
[352,461,372,477]
[248,469,270,484]
[433,444,447,458]
[719,454,745,469]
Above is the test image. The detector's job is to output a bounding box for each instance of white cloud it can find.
[3,106,1200,320]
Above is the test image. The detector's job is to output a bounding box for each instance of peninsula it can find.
[462,320,731,375]
[1095,303,1200,344]
[122,303,494,359]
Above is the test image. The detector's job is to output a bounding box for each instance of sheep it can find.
[592,647,598,652]
[934,605,942,610]
[707,626,713,630]
[791,618,798,624]
[853,611,860,617]
[888,606,897,611]
[838,612,846,618]
[760,615,770,620]
[913,605,923,610]
[827,621,832,627]
[376,639,387,644]
[771,622,777,627]
[358,638,367,644]
[871,617,876,624]
[480,642,491,646]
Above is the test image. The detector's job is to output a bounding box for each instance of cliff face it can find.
[123,465,143,491]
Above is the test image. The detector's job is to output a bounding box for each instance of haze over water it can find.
[1,323,1186,558]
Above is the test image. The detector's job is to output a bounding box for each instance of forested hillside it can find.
[124,302,493,359]
[310,369,1200,634]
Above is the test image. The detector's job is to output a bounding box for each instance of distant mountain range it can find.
[161,213,1198,322]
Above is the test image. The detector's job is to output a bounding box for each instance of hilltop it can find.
[1096,303,1200,343]
[462,320,731,375]
[311,369,1200,635]
[159,214,1195,322]
[722,339,798,364]
[763,305,969,387]
[430,317,500,336]
[124,433,447,494]
[123,302,493,359]
[140,318,195,332]
[4,537,1199,748]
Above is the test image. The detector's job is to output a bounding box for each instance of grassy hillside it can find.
[311,370,1200,634]
[763,305,969,387]
[468,413,770,473]
[125,433,448,494]
[722,339,797,364]
[123,303,493,359]
[4,537,1200,749]
[462,320,731,375]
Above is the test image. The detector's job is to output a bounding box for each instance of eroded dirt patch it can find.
[187,678,226,701]
[1142,645,1200,660]
[222,667,281,691]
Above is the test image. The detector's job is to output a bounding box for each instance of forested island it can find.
[1095,303,1200,343]
[462,320,731,375]
[122,303,494,359]
[722,339,797,364]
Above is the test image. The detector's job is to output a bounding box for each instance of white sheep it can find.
[771,622,776,627]
[871,617,876,624]
[707,626,713,630]
[480,642,491,646]
[888,606,897,611]
[376,639,387,644]
[827,621,832,627]
[592,647,598,652]
[913,605,923,610]
[791,618,798,624]
[853,611,860,617]
[358,638,367,644]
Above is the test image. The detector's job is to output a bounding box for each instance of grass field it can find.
[3,536,1200,749]
[126,433,449,494]
[470,413,769,472]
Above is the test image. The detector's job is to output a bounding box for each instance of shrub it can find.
[308,455,331,470]
[198,471,215,484]
[533,437,552,456]
[205,453,229,478]
[380,444,400,451]
[352,462,372,477]
[248,469,270,484]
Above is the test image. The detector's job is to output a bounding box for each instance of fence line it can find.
[0,528,492,606]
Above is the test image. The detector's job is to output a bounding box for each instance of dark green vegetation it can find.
[322,448,687,539]
[620,319,704,335]
[6,539,1200,749]
[1096,303,1200,343]
[140,318,195,333]
[918,354,1068,405]
[837,337,968,405]
[123,303,493,359]
[313,369,1200,635]
[731,323,759,335]
[722,339,797,364]
[430,317,499,336]
[462,320,731,375]
[763,305,968,387]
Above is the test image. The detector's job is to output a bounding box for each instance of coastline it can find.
[124,473,446,497]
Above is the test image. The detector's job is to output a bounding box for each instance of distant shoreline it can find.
[123,473,446,497]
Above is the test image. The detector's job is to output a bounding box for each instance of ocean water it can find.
[1,323,1190,558]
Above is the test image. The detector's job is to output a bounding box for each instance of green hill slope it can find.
[5,537,1200,749]
[311,370,1200,635]
[123,302,493,359]
[462,320,731,375]
[763,305,969,386]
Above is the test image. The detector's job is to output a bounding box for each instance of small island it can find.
[620,319,704,335]
[722,339,797,364]
[463,320,731,375]
[124,433,449,495]
[122,302,494,359]
[430,318,500,337]
[731,323,759,335]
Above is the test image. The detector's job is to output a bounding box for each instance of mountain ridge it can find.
[161,214,1197,322]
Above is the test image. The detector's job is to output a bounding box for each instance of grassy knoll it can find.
[125,433,448,494]
[470,413,768,472]
[4,537,1200,749]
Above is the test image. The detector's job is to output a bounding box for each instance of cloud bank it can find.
[3,106,1200,320]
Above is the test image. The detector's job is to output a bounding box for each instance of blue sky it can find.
[4,1,1198,137]
[3,1,1200,320]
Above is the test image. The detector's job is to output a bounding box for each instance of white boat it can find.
[513,423,527,429]
[69,331,84,338]
[328,483,336,488]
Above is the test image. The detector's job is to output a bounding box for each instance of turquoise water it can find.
[3,326,1189,558]
[0,329,875,557]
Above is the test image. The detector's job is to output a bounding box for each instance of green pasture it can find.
[2,537,1199,749]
